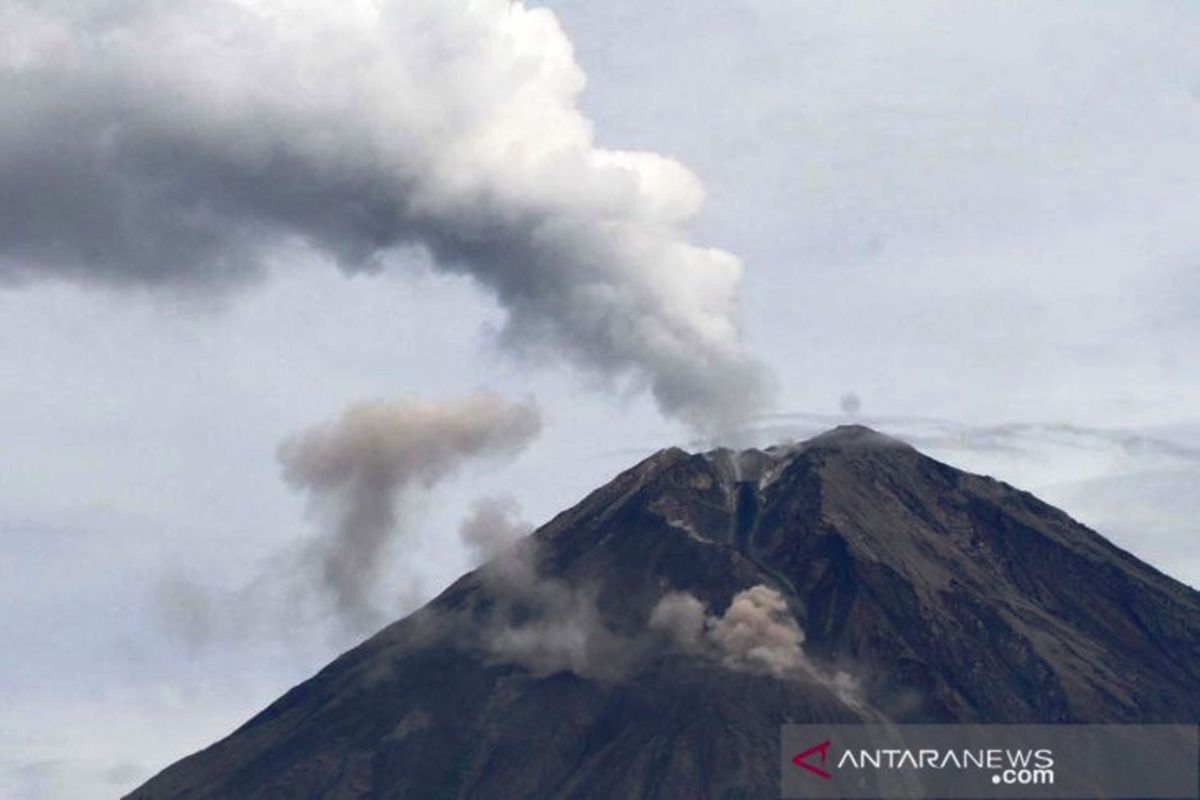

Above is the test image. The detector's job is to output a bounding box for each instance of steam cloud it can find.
[279,392,541,630]
[0,0,771,429]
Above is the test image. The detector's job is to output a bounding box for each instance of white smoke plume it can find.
[0,0,771,429]
[278,391,541,630]
[458,496,532,564]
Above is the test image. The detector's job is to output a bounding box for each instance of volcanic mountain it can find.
[128,426,1200,799]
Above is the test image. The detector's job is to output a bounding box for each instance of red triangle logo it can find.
[792,739,833,780]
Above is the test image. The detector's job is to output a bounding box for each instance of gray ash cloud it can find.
[0,0,771,430]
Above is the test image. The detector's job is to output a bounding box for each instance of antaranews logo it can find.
[791,739,1054,785]
[780,724,1198,799]
[791,739,833,780]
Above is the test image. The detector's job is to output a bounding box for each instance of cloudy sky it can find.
[2,1,1197,796]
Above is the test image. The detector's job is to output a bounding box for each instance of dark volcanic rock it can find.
[128,426,1200,799]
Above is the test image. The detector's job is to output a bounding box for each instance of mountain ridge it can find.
[127,425,1200,799]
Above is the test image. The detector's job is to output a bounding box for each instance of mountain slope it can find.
[128,426,1200,799]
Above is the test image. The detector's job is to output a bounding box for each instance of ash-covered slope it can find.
[128,426,1200,799]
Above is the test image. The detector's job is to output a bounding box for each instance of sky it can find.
[1,1,1197,796]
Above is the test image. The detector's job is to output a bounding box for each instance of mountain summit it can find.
[128,426,1200,799]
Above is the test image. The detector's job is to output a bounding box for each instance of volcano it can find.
[127,426,1200,799]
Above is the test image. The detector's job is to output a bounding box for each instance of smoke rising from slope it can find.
[458,496,532,564]
[646,585,867,710]
[472,539,630,680]
[279,392,541,630]
[0,0,771,429]
[466,563,849,686]
[650,585,805,678]
[645,591,708,649]
[707,585,807,676]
